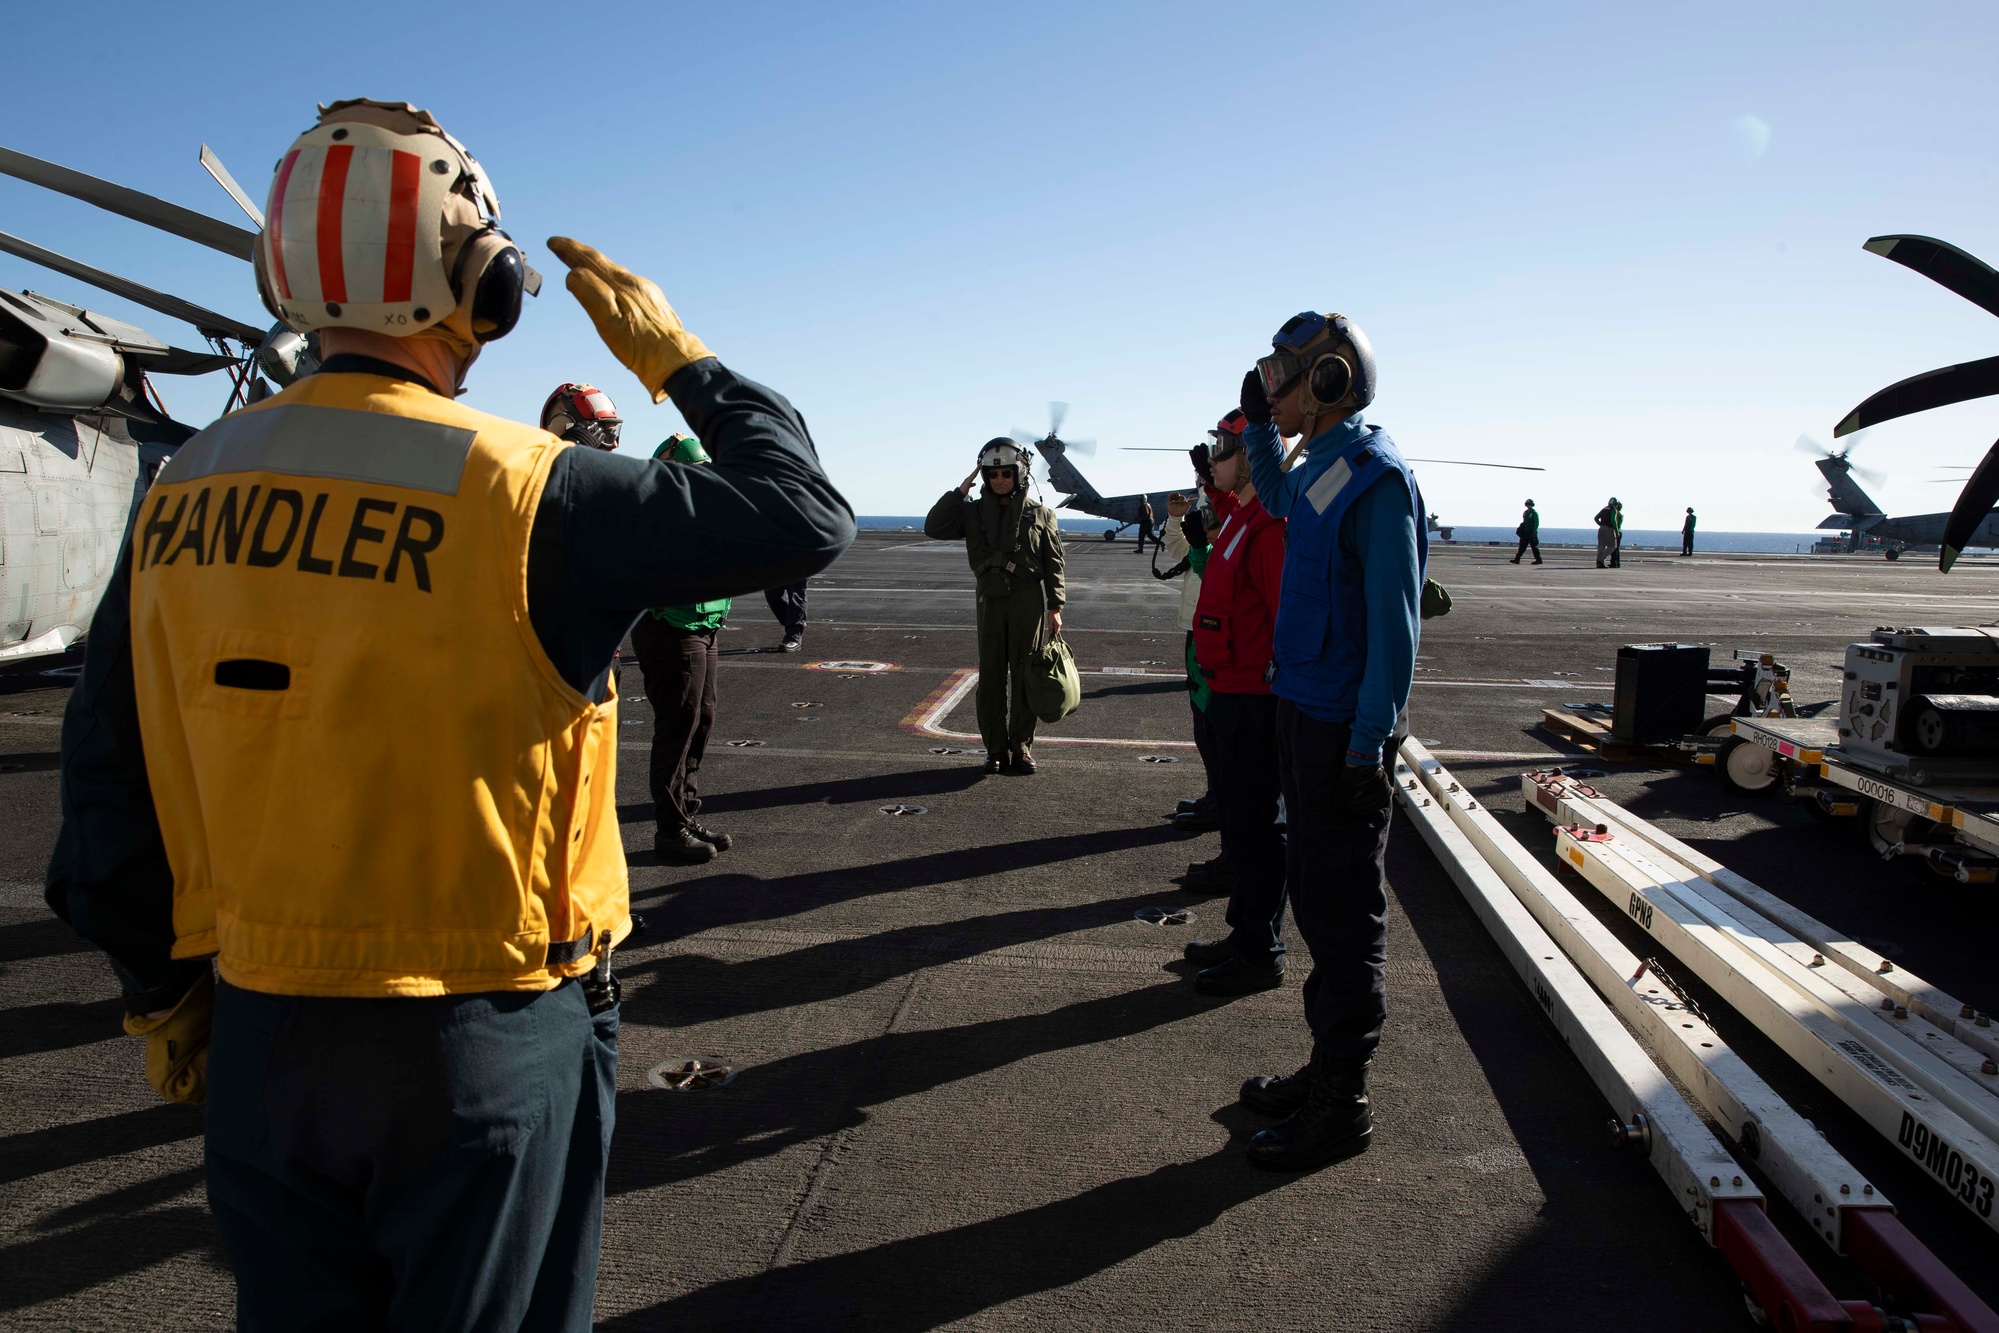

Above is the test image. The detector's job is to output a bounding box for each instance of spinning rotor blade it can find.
[1121,447,1190,451]
[1063,436,1095,456]
[1864,234,1999,320]
[0,145,257,261]
[1010,428,1043,447]
[1833,355,1999,437]
[0,228,264,343]
[1795,430,1884,486]
[198,145,265,229]
[1048,401,1068,437]
[1939,437,1999,572]
[1402,457,1545,471]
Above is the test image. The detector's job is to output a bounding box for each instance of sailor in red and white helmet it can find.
[540,381,623,451]
[47,97,853,1331]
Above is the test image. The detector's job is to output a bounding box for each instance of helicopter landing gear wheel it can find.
[1716,738,1779,796]
[1885,548,1901,561]
[1103,529,1117,542]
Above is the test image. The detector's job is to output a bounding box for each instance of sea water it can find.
[857,516,1833,555]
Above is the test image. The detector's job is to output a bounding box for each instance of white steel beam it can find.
[1401,742,1883,1253]
[1527,771,1999,1067]
[1550,820,1999,1238]
[1390,747,1761,1244]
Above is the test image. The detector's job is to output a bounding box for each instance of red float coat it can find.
[1191,491,1286,695]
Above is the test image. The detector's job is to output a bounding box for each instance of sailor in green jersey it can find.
[631,433,737,863]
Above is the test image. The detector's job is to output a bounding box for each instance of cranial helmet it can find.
[1256,312,1376,433]
[540,382,622,451]
[254,99,540,350]
[1210,408,1249,460]
[654,432,710,465]
[978,437,1028,473]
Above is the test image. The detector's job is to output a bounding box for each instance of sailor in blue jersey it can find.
[1231,312,1427,1172]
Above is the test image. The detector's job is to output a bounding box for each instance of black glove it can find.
[1240,369,1272,426]
[1334,762,1392,823]
[1181,510,1208,549]
[1188,441,1214,486]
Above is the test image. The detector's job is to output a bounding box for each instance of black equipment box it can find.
[1612,643,1710,744]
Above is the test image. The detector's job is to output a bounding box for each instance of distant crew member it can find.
[44,99,853,1332]
[1181,413,1289,996]
[764,579,809,652]
[1681,507,1696,557]
[1594,497,1620,568]
[632,434,737,864]
[1135,496,1158,553]
[1240,311,1425,1173]
[1611,497,1625,567]
[1510,498,1541,565]
[924,440,1066,773]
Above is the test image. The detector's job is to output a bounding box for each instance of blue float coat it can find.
[1244,414,1423,761]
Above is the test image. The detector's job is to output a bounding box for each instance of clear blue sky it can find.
[5,1,1996,533]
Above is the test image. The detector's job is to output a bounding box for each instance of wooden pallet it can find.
[1539,708,1697,763]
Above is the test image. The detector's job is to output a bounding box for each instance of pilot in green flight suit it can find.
[924,438,1066,774]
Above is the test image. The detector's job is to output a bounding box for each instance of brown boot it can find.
[1010,745,1036,775]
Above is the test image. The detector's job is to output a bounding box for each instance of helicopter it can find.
[1832,234,1999,571]
[1047,403,1543,539]
[1802,431,1999,559]
[0,142,318,668]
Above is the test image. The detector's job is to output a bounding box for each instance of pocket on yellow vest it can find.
[189,628,316,721]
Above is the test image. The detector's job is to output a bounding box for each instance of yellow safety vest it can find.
[129,372,630,997]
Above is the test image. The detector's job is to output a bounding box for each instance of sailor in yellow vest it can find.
[43,99,853,1332]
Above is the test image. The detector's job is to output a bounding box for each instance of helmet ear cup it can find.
[449,228,526,344]
[1308,352,1354,409]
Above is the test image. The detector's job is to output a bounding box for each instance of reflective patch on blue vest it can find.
[1305,457,1354,514]
[160,405,476,495]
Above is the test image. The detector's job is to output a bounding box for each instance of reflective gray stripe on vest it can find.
[157,404,476,495]
[1222,519,1248,561]
[1305,457,1354,514]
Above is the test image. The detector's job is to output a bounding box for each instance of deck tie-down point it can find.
[647,1059,736,1091]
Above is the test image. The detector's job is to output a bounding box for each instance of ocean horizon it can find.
[855,516,1836,555]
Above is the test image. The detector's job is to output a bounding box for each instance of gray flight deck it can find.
[3,534,1997,1329]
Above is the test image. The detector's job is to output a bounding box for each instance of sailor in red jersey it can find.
[1180,415,1290,997]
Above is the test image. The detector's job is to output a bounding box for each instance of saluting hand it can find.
[1167,492,1191,519]
[959,468,980,496]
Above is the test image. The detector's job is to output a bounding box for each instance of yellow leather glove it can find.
[546,237,712,403]
[122,969,213,1105]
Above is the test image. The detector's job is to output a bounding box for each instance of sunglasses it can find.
[982,466,1018,480]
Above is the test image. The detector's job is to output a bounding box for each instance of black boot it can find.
[1247,1057,1372,1171]
[655,825,719,865]
[1239,1055,1314,1116]
[1194,955,1285,995]
[1181,855,1232,892]
[1183,937,1235,965]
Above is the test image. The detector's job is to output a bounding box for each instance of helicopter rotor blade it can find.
[1010,428,1042,447]
[1401,457,1546,471]
[1048,401,1068,438]
[1796,432,1832,456]
[146,345,246,376]
[198,145,265,229]
[1864,234,1999,320]
[0,145,257,262]
[1940,437,1999,572]
[1121,447,1192,451]
[1833,356,1999,437]
[0,228,264,344]
[1064,436,1095,456]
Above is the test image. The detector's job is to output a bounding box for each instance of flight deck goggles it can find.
[1255,311,1336,399]
[1208,408,1250,460]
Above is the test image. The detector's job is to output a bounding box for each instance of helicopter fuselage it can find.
[0,400,158,665]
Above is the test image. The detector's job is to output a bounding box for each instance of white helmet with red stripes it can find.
[255,99,538,344]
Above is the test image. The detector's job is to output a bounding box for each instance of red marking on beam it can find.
[1712,1199,1851,1332]
[1844,1207,1997,1332]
